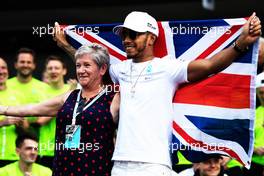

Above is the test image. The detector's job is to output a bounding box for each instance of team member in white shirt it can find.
[109,11,261,176]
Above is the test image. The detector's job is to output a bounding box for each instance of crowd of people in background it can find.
[0,48,77,175]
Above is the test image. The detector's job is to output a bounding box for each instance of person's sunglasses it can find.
[120,29,146,40]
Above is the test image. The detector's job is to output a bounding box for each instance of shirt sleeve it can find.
[109,64,119,84]
[165,58,190,84]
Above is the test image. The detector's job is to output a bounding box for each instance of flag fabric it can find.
[63,17,258,168]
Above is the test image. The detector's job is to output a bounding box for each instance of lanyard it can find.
[72,88,107,125]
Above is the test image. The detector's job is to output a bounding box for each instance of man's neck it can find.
[50,79,64,89]
[0,83,7,91]
[17,74,32,83]
[18,160,33,174]
[133,55,155,63]
[132,51,155,63]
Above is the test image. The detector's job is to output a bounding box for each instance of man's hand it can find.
[236,12,262,49]
[221,156,231,170]
[53,22,76,60]
[53,22,70,48]
[67,79,78,90]
[0,116,23,126]
[254,146,264,156]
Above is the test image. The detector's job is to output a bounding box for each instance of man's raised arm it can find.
[53,22,76,61]
[188,12,261,82]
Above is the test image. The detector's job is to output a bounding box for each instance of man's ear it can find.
[148,34,157,46]
[16,148,20,155]
[14,62,18,70]
[63,68,67,76]
[32,62,36,71]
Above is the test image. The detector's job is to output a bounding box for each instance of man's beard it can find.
[127,39,147,59]
[18,70,33,78]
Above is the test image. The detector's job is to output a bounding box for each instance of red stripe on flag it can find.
[77,31,127,61]
[174,73,251,108]
[154,22,168,58]
[196,25,242,60]
[172,121,244,165]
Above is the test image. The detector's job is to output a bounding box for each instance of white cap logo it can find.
[113,11,159,37]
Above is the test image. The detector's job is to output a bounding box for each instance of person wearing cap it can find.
[243,72,264,176]
[109,11,260,176]
[52,11,261,176]
[179,155,228,176]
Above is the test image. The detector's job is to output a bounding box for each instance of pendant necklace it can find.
[130,59,153,98]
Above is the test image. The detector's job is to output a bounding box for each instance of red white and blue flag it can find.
[63,17,258,168]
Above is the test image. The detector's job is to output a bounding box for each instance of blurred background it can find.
[0,0,262,80]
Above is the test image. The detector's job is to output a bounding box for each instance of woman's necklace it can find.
[130,59,153,98]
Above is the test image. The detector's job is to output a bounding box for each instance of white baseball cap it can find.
[256,72,264,88]
[113,11,159,37]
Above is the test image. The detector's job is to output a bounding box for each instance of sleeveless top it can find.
[52,89,116,176]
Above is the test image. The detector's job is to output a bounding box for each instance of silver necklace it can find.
[130,59,153,98]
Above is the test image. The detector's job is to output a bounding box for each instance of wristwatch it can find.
[232,41,249,54]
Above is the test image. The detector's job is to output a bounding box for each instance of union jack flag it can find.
[62,17,258,168]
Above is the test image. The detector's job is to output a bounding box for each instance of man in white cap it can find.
[243,72,264,176]
[53,11,261,176]
[109,11,261,176]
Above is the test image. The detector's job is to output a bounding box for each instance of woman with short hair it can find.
[0,43,119,176]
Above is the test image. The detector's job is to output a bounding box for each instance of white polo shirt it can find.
[109,57,189,167]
